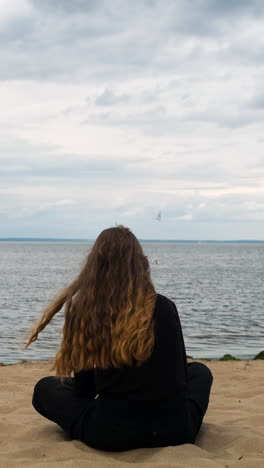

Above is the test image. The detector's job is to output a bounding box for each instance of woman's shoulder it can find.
[155,293,178,315]
[156,292,176,306]
[154,293,181,329]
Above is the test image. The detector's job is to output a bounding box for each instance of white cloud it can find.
[0,0,31,22]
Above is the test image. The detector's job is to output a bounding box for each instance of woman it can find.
[24,225,213,451]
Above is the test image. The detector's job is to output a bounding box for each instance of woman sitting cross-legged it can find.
[24,225,213,452]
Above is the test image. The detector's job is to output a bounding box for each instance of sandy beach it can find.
[0,359,263,468]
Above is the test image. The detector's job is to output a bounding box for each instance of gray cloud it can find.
[0,16,33,43]
[0,0,264,82]
[31,0,100,13]
[203,0,264,16]
[95,88,130,106]
[244,90,264,110]
[82,103,264,131]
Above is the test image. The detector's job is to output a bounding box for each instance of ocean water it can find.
[0,241,263,364]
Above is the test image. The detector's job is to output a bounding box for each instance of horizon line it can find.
[0,237,264,243]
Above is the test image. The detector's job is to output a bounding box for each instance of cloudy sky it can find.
[1,0,264,240]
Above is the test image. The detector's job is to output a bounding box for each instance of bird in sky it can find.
[155,210,162,221]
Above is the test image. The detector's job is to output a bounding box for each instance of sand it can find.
[0,359,263,468]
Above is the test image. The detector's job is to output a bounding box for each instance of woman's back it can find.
[75,294,187,400]
[72,293,192,450]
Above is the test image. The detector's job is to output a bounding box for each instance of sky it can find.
[1,0,264,240]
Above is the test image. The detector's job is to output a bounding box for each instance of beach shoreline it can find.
[1,350,264,367]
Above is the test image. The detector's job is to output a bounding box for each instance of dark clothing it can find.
[75,294,188,402]
[32,294,213,451]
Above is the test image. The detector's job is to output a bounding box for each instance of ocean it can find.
[0,241,263,364]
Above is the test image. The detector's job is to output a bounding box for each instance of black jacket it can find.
[73,294,192,449]
[74,293,188,400]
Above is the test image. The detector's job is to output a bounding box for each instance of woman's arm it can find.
[171,301,188,380]
[151,295,188,398]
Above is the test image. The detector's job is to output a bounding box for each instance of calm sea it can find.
[0,241,263,364]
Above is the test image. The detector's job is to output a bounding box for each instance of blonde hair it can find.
[24,226,156,376]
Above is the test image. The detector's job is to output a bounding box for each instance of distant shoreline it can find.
[0,238,264,243]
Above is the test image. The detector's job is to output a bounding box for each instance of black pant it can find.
[32,362,213,450]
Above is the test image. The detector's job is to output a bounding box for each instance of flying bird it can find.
[155,210,162,221]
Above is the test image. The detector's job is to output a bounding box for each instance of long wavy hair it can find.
[24,226,157,377]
